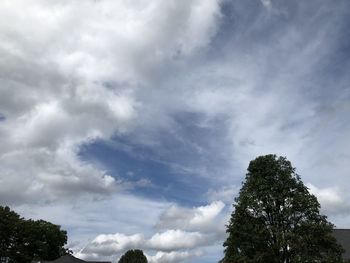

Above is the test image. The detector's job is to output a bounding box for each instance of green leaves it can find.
[118,249,148,263]
[221,155,344,263]
[0,206,67,263]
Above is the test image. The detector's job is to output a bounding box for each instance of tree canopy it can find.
[221,154,344,263]
[118,249,148,263]
[0,206,68,263]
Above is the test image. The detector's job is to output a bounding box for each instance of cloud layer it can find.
[76,202,226,262]
[0,0,222,204]
[1,0,350,262]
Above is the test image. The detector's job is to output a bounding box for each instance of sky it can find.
[0,0,350,262]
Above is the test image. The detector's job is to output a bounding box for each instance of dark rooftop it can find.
[33,254,111,263]
[333,229,350,260]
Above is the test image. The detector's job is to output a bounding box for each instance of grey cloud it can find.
[155,201,226,233]
[78,230,216,261]
[307,184,350,217]
[0,0,222,204]
[147,230,213,252]
[82,233,144,256]
[207,185,240,204]
[147,250,204,263]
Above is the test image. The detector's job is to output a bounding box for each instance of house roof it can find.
[333,229,350,260]
[34,254,111,263]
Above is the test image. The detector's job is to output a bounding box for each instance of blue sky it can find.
[78,111,232,206]
[1,0,350,262]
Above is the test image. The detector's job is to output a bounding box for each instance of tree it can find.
[118,249,148,263]
[0,206,21,263]
[221,155,344,263]
[0,206,68,263]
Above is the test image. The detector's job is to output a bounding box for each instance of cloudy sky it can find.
[1,0,350,262]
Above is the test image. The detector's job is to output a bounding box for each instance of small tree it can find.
[221,155,344,263]
[118,249,148,263]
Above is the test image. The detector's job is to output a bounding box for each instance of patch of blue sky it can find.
[79,112,235,206]
[79,138,210,206]
[0,113,5,121]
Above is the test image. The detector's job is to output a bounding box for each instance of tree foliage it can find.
[0,206,68,263]
[118,249,148,263]
[221,155,344,263]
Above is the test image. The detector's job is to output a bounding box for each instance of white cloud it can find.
[207,185,240,204]
[82,233,144,256]
[77,230,210,261]
[147,230,210,251]
[307,183,350,216]
[260,0,272,10]
[0,146,116,204]
[148,250,203,263]
[0,0,222,204]
[80,229,211,257]
[156,201,225,232]
[190,201,225,227]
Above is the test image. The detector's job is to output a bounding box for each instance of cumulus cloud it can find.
[76,201,227,262]
[307,183,350,216]
[0,0,222,204]
[156,201,225,232]
[147,230,211,251]
[147,250,204,263]
[0,146,116,204]
[78,230,210,261]
[207,185,240,204]
[82,233,144,256]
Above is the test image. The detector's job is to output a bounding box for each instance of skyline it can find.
[1,0,350,262]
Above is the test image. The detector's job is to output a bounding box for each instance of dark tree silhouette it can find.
[118,249,148,263]
[221,155,344,263]
[0,206,67,263]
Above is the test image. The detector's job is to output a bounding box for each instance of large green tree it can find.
[221,155,344,263]
[118,249,148,263]
[0,206,68,263]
